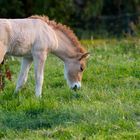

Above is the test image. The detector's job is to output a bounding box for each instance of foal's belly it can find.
[7,42,32,57]
[7,46,32,57]
[7,46,31,56]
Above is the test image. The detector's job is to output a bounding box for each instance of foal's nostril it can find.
[72,85,77,91]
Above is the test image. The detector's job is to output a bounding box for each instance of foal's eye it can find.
[80,66,84,72]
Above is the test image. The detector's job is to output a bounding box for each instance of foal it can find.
[0,15,89,97]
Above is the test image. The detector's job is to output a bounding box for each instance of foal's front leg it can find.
[15,57,32,93]
[33,52,46,97]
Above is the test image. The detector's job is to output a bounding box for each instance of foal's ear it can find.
[78,52,90,61]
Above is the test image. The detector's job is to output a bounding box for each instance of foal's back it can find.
[0,18,56,57]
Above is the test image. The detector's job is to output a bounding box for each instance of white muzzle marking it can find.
[71,82,81,90]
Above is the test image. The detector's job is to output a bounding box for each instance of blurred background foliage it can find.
[0,0,140,38]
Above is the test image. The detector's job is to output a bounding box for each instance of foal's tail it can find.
[0,42,6,64]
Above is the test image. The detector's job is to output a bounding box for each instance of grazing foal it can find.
[0,15,89,97]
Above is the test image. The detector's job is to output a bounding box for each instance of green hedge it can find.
[0,0,140,38]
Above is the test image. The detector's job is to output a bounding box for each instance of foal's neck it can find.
[52,30,77,62]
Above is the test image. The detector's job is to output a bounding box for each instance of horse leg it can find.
[33,52,46,97]
[0,42,7,64]
[0,42,7,90]
[15,57,32,93]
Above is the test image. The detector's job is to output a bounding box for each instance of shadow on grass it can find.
[0,92,84,134]
[1,108,82,131]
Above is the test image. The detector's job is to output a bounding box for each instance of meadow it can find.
[0,38,140,140]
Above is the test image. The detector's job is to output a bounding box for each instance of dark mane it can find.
[29,15,86,53]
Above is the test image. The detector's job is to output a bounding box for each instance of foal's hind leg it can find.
[15,57,32,93]
[0,42,7,64]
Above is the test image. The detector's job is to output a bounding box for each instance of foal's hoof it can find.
[35,94,42,98]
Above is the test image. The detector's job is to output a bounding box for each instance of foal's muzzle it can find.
[71,82,81,90]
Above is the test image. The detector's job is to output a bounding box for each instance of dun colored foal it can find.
[0,15,89,97]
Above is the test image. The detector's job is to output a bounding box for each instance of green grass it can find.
[0,38,140,139]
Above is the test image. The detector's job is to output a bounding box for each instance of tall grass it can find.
[0,38,140,139]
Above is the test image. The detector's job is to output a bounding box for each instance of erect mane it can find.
[29,15,86,53]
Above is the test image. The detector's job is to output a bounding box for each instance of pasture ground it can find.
[0,38,140,139]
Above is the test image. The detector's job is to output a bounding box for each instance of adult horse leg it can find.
[33,52,46,97]
[15,57,32,93]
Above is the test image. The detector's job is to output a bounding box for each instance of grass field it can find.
[0,38,140,140]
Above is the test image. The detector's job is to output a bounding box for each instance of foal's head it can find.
[64,51,89,90]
